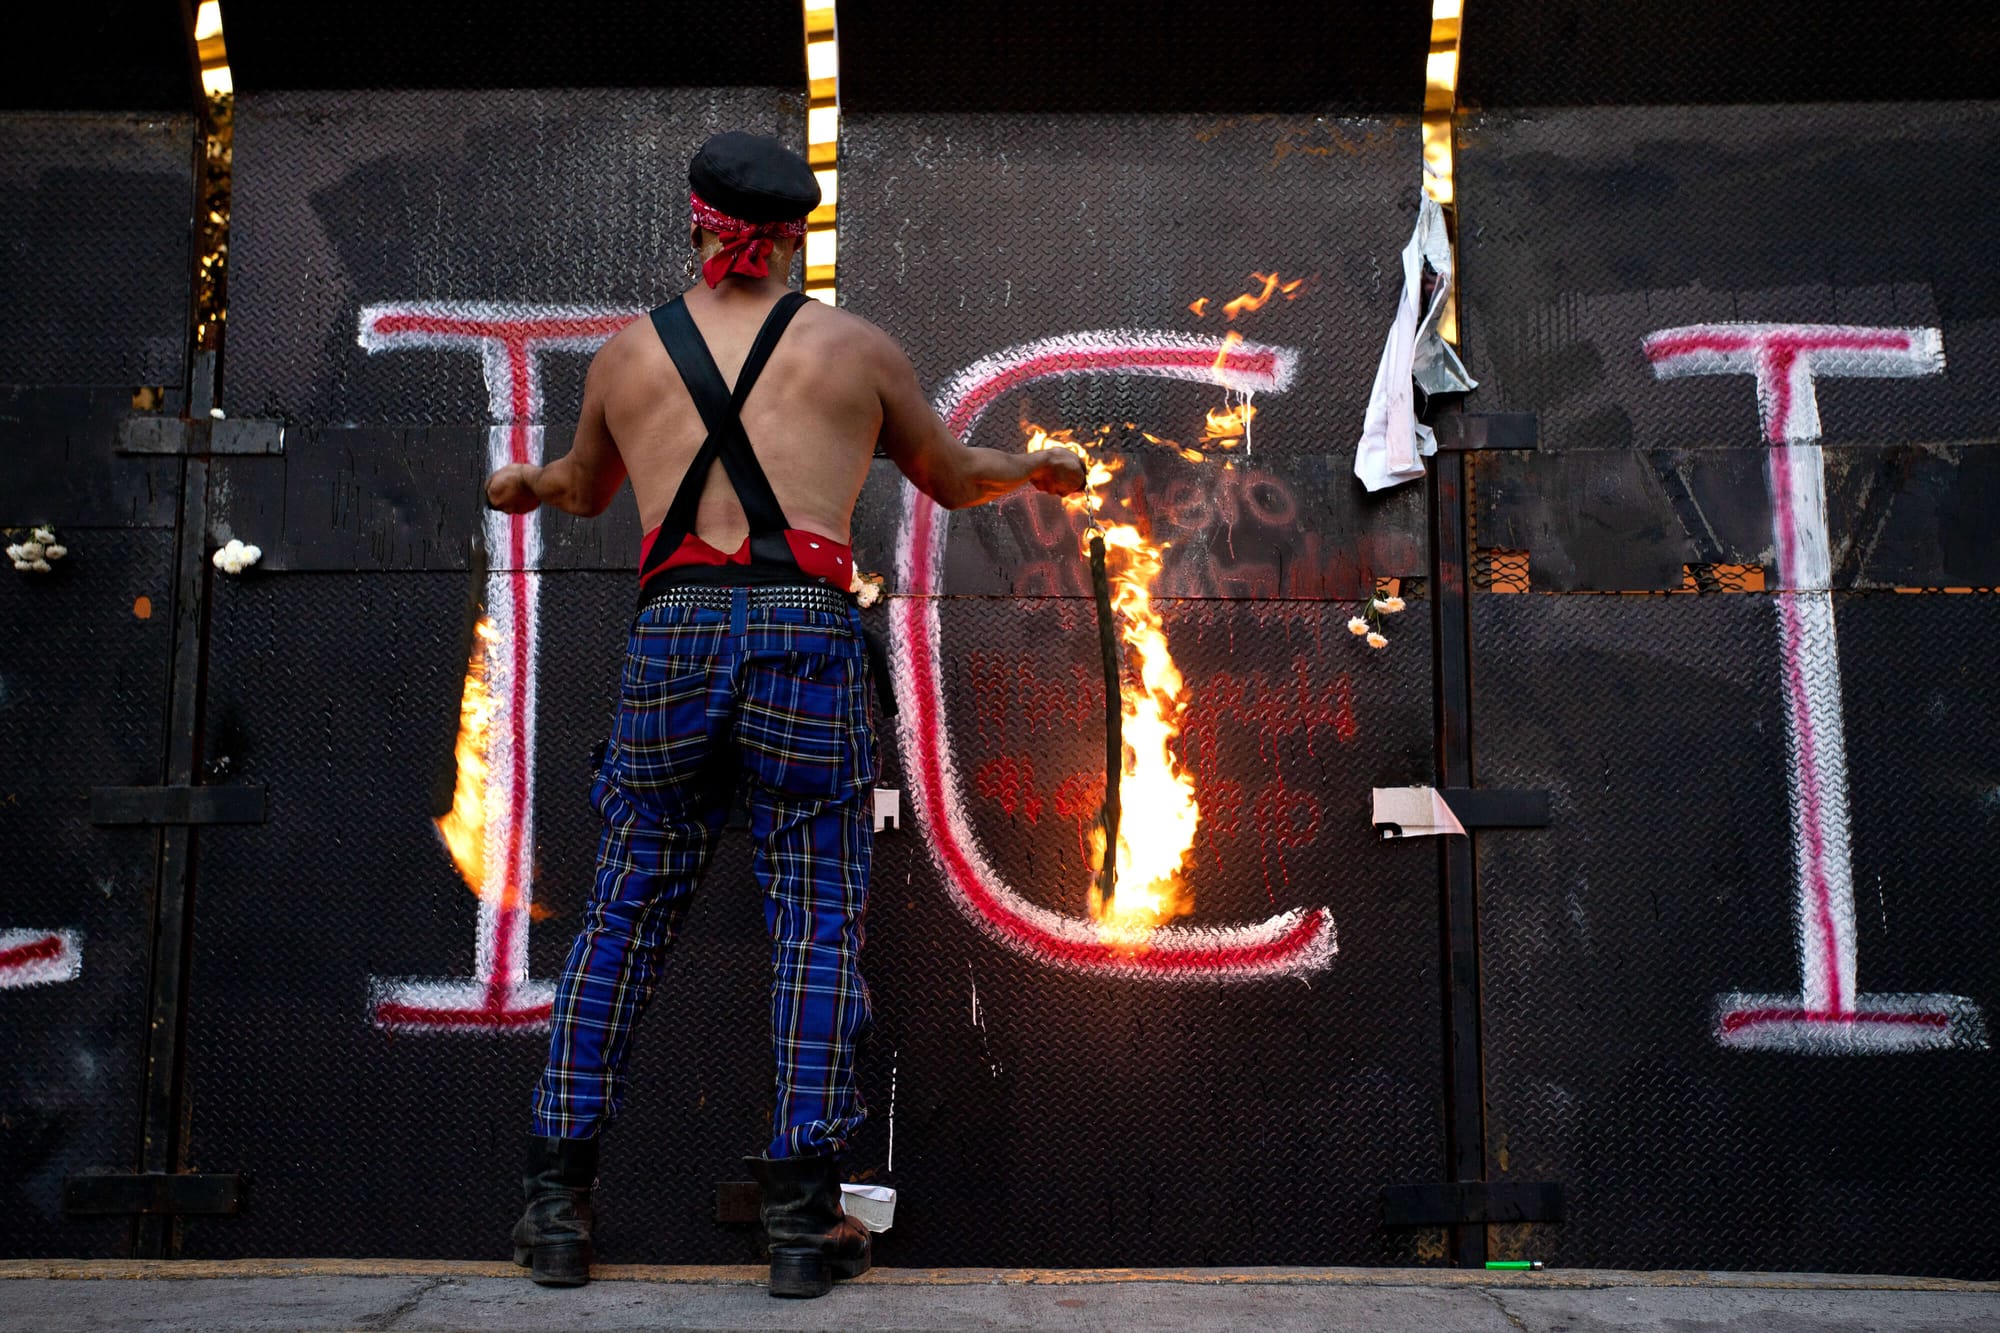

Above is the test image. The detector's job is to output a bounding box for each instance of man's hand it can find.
[1028,448,1088,498]
[485,463,543,514]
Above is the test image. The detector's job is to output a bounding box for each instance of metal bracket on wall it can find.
[1439,787,1551,828]
[116,415,285,456]
[1381,1181,1564,1227]
[63,1173,245,1218]
[1432,411,1538,453]
[1373,785,1552,838]
[90,783,266,826]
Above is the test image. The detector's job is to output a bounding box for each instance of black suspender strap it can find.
[642,292,813,585]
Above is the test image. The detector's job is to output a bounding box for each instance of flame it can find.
[1024,425,1201,939]
[1221,271,1304,321]
[436,616,542,917]
[1201,400,1256,449]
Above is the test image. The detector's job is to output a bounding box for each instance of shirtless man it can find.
[484,132,1084,1299]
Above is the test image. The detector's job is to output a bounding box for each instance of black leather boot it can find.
[745,1154,872,1298]
[512,1135,598,1287]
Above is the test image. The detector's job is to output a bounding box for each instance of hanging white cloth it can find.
[1354,195,1477,492]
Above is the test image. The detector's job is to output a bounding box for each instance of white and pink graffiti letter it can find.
[1643,322,1986,1054]
[0,928,81,990]
[892,330,1339,981]
[359,302,639,1033]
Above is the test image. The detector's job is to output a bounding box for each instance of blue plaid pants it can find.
[531,590,874,1159]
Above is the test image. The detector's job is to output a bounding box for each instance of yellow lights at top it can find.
[802,0,839,303]
[1421,0,1461,206]
[1422,0,1463,343]
[195,0,232,96]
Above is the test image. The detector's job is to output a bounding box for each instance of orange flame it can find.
[1201,401,1256,449]
[1221,271,1304,321]
[435,617,547,919]
[1024,424,1200,938]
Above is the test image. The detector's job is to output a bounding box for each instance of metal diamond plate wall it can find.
[0,530,177,1258]
[224,88,802,427]
[834,109,1445,1266]
[0,113,194,388]
[1456,102,2000,590]
[178,570,786,1260]
[1473,593,2000,1278]
[839,113,1427,487]
[850,599,1440,1267]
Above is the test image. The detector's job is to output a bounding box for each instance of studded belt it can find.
[639,584,853,619]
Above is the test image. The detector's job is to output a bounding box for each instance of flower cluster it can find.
[7,527,68,573]
[211,538,262,574]
[1346,589,1408,650]
[849,563,887,609]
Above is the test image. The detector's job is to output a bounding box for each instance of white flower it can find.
[30,527,54,544]
[1366,631,1388,649]
[855,581,882,608]
[43,545,65,560]
[19,541,43,560]
[211,539,262,574]
[209,408,225,419]
[29,559,50,573]
[1346,617,1369,636]
[3,545,19,561]
[1379,595,1406,614]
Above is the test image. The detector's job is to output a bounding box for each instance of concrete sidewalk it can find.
[2,1260,1997,1332]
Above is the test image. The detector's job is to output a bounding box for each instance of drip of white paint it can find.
[887,1048,898,1173]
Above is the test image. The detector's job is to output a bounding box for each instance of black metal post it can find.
[132,358,214,1259]
[1088,530,1121,908]
[1430,445,1488,1268]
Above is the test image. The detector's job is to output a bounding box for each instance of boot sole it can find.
[768,1244,871,1298]
[514,1242,592,1287]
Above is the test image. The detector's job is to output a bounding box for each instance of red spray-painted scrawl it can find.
[891,331,1339,979]
[359,302,640,1032]
[0,929,81,990]
[1643,323,1986,1054]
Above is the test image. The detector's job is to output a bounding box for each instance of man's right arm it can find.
[869,326,1085,508]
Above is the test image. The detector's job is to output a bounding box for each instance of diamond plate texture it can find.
[223,0,806,94]
[1456,1,2000,107]
[1457,103,2000,456]
[178,572,1443,1263]
[837,2,1429,114]
[1474,592,2000,1278]
[849,598,1441,1267]
[0,113,193,388]
[839,113,1425,474]
[0,529,177,1257]
[223,88,803,425]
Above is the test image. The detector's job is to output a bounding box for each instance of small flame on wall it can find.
[435,617,531,913]
[1024,424,1201,939]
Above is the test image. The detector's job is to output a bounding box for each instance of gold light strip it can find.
[802,1,838,302]
[1422,0,1463,343]
[195,0,231,95]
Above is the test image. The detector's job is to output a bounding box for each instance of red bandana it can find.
[691,191,809,287]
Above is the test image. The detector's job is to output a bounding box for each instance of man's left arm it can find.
[485,348,628,517]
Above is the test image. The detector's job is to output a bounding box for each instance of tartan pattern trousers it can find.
[531,591,874,1159]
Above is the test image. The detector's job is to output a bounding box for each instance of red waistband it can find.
[640,525,854,587]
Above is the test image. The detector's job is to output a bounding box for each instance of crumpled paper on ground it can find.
[1354,194,1478,492]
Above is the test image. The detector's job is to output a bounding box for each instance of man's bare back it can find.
[485,256,1085,548]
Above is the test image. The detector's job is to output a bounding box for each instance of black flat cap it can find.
[689,132,819,223]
